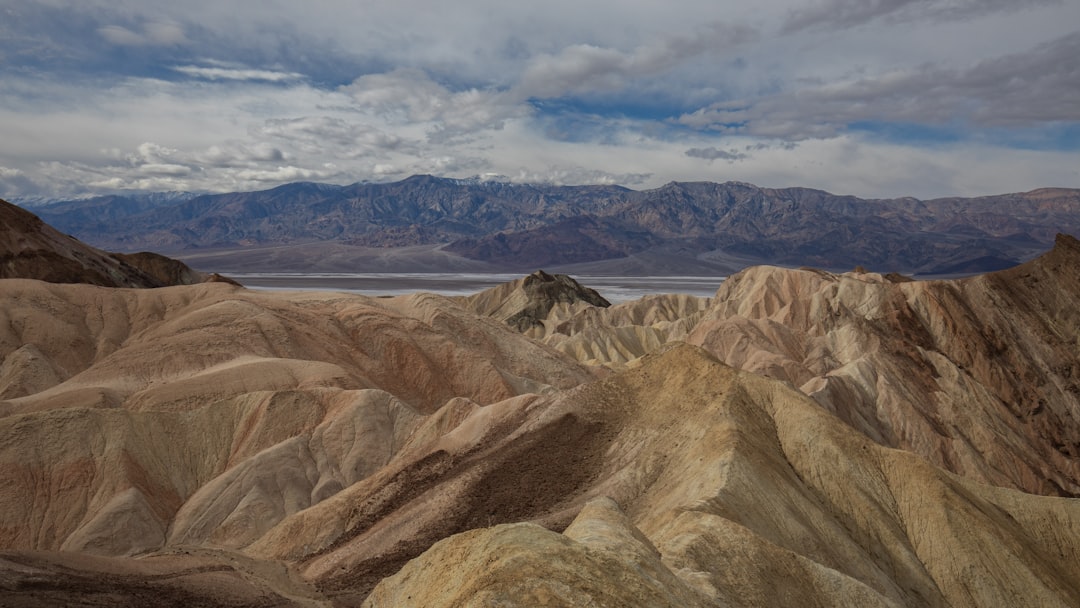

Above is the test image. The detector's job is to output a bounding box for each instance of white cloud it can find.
[138,163,193,176]
[235,165,339,183]
[173,65,305,82]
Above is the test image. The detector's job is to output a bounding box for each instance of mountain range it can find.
[2,200,1080,606]
[28,176,1080,275]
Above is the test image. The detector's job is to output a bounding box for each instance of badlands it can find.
[2,198,1080,606]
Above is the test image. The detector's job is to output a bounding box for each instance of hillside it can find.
[31,177,1080,274]
[0,198,224,288]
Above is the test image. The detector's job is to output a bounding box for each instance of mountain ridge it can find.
[28,176,1080,275]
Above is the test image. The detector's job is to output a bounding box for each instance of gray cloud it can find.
[0,1,1077,200]
[679,31,1080,140]
[256,116,410,157]
[197,143,287,167]
[99,21,188,46]
[685,147,749,162]
[514,23,758,100]
[782,0,1061,33]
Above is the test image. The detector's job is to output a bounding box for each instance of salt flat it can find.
[229,272,725,303]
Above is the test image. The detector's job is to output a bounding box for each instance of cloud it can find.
[514,23,757,100]
[235,165,339,183]
[198,143,286,167]
[0,0,1076,201]
[346,68,527,139]
[678,31,1080,140]
[782,0,1061,33]
[98,21,188,46]
[138,163,193,176]
[256,116,407,155]
[509,167,654,187]
[173,65,305,82]
[685,147,749,162]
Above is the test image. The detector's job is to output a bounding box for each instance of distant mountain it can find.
[30,176,1080,274]
[0,197,230,288]
[18,190,198,209]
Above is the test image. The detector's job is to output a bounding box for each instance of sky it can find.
[1,0,1078,201]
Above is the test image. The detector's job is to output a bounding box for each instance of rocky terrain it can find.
[0,198,227,288]
[2,209,1080,606]
[28,176,1080,274]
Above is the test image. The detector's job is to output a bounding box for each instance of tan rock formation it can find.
[355,344,1080,607]
[689,234,1080,496]
[544,292,710,367]
[0,280,592,558]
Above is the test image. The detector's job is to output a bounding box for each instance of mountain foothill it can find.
[2,188,1080,607]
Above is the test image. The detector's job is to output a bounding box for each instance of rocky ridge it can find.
[0,198,225,288]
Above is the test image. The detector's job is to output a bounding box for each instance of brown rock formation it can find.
[0,198,221,287]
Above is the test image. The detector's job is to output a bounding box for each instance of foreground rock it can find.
[15,339,1068,606]
[688,234,1080,496]
[0,280,592,559]
[357,345,1080,607]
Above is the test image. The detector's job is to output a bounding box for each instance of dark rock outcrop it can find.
[0,198,229,288]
